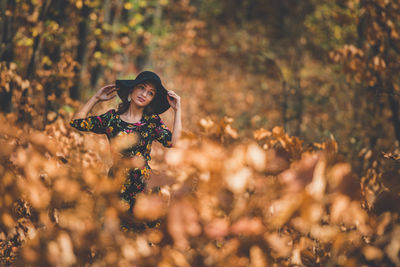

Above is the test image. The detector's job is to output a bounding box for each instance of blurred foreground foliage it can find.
[0,113,400,266]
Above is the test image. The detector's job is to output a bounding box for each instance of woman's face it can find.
[129,82,156,107]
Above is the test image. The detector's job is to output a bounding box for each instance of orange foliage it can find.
[0,112,399,266]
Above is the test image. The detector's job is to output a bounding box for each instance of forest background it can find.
[1,0,400,266]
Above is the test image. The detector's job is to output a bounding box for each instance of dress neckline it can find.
[117,114,146,125]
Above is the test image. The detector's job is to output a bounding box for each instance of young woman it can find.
[70,71,181,231]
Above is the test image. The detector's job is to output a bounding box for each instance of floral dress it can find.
[70,109,172,231]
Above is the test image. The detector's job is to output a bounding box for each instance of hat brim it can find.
[116,78,170,114]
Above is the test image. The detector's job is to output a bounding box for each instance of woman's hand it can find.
[168,90,182,147]
[94,84,118,102]
[167,91,181,111]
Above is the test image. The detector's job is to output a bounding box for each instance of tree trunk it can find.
[26,0,51,79]
[90,0,115,88]
[0,0,16,113]
[281,80,288,131]
[387,82,400,143]
[294,76,304,137]
[144,1,163,69]
[19,0,51,124]
[42,0,68,126]
[70,3,91,100]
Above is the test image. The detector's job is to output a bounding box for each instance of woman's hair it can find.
[116,80,157,115]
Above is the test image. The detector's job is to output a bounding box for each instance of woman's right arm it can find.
[71,95,100,120]
[70,84,117,133]
[71,84,117,120]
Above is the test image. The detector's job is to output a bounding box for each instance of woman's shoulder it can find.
[100,108,116,117]
[96,109,117,122]
[147,113,169,128]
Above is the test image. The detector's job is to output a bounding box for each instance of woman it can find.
[70,71,181,231]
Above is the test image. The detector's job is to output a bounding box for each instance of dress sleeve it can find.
[69,109,114,134]
[152,115,173,148]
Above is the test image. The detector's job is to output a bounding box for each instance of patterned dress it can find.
[70,108,172,231]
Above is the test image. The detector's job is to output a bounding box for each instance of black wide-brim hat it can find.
[116,71,170,114]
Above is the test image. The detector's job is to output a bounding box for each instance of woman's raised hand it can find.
[94,84,118,102]
[167,90,181,111]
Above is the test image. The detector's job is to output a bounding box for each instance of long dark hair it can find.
[116,80,157,115]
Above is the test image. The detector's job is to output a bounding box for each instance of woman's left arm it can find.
[167,91,182,147]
